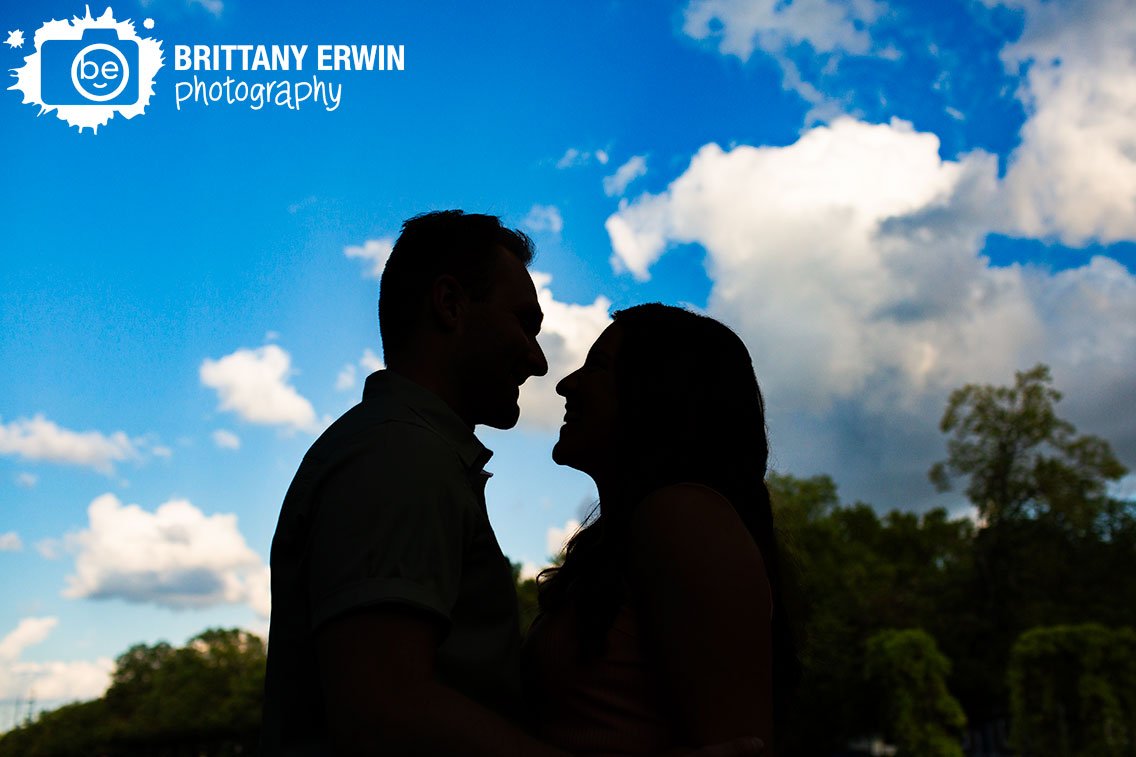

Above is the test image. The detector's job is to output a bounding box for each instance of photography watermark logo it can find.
[8,6,163,133]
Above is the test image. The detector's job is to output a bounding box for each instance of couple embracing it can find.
[260,211,799,756]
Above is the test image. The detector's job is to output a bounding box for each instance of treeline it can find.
[763,364,1136,754]
[0,629,264,756]
[2,365,1133,755]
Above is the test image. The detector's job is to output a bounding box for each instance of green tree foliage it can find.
[865,629,967,756]
[0,628,266,757]
[927,364,1135,723]
[929,364,1127,529]
[1008,624,1136,756]
[769,473,974,753]
[512,560,541,635]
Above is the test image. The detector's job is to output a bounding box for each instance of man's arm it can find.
[317,604,571,757]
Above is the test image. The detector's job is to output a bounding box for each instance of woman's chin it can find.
[551,434,585,472]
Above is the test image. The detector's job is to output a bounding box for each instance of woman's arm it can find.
[629,483,775,750]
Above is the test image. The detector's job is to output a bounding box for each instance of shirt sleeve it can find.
[305,421,473,633]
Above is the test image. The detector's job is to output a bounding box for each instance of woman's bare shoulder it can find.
[631,483,764,582]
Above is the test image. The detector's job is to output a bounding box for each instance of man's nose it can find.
[529,338,549,378]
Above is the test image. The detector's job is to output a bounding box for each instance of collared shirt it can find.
[260,370,523,755]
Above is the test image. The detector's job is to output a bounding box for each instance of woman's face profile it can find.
[552,325,622,480]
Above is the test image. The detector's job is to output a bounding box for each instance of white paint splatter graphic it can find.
[8,7,163,133]
[4,30,24,49]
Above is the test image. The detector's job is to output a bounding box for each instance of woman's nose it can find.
[556,368,579,397]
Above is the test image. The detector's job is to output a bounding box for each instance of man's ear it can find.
[429,274,468,333]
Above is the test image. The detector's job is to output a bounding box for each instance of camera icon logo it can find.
[41,28,139,105]
[9,8,163,133]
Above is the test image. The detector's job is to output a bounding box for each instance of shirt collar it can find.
[362,369,492,472]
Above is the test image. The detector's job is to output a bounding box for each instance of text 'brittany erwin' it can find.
[173,44,406,72]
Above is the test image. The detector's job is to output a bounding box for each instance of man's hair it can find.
[378,210,534,359]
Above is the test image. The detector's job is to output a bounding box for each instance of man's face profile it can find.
[459,248,548,429]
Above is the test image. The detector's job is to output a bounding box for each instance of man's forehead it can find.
[491,247,540,302]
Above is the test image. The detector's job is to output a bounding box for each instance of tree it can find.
[929,364,1127,529]
[768,474,976,754]
[512,560,541,635]
[928,365,1135,723]
[865,628,967,756]
[0,628,266,757]
[1008,624,1136,756]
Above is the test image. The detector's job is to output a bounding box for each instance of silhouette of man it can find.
[260,210,765,757]
[260,210,558,755]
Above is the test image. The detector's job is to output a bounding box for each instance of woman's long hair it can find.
[537,303,801,730]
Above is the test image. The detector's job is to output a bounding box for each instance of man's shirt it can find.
[260,370,523,755]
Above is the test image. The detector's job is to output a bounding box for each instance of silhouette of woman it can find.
[522,303,799,756]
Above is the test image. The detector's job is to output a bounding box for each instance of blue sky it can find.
[2,0,1134,724]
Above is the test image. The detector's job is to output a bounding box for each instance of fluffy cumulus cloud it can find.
[996,0,1136,245]
[518,273,612,430]
[603,155,648,197]
[684,0,1136,248]
[522,204,564,237]
[200,345,319,432]
[605,118,1136,508]
[344,237,394,279]
[61,493,271,619]
[0,415,143,474]
[0,532,22,551]
[0,617,113,705]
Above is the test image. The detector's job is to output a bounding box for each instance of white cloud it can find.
[557,147,583,168]
[359,348,384,373]
[604,118,1136,509]
[518,272,612,430]
[0,415,141,474]
[557,147,610,168]
[0,618,58,662]
[516,517,584,582]
[546,518,581,561]
[0,617,113,706]
[211,429,240,450]
[188,0,223,17]
[603,155,648,197]
[684,0,883,59]
[337,348,385,392]
[682,0,885,109]
[61,493,271,619]
[36,538,62,560]
[15,472,37,488]
[522,204,564,236]
[335,363,357,391]
[200,345,319,432]
[0,532,22,552]
[997,0,1136,245]
[518,561,543,581]
[344,238,394,279]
